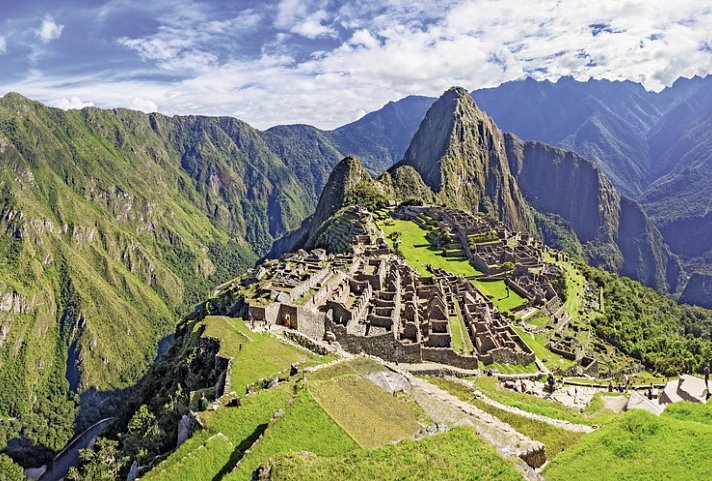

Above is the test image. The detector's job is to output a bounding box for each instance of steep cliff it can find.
[0,93,314,454]
[505,135,682,292]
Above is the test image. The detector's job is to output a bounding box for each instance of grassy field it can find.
[486,362,539,374]
[379,219,482,277]
[201,316,322,392]
[544,410,712,481]
[663,401,712,425]
[226,388,359,480]
[513,327,576,371]
[449,300,473,354]
[429,378,584,460]
[269,426,524,481]
[142,434,235,481]
[308,374,424,448]
[471,279,527,313]
[144,384,293,481]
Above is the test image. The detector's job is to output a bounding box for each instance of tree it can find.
[67,438,125,481]
[122,405,165,464]
[0,454,24,481]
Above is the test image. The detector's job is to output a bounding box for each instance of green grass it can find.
[428,377,584,460]
[528,315,550,328]
[513,327,576,371]
[226,388,359,480]
[471,279,527,313]
[486,362,539,374]
[308,374,424,448]
[142,434,235,481]
[144,384,293,481]
[544,410,712,481]
[663,401,712,425]
[474,377,611,426]
[201,316,322,392]
[269,426,524,481]
[379,219,482,277]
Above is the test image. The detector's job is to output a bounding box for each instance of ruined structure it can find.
[207,207,548,369]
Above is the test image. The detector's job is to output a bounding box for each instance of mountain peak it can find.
[393,87,534,232]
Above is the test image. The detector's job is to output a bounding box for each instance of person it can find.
[647,385,654,400]
[239,343,243,351]
[547,373,555,394]
[520,381,527,393]
[199,391,209,411]
[617,383,624,393]
[704,366,710,387]
[608,381,614,393]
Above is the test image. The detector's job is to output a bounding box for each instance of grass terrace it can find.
[474,376,614,426]
[269,426,524,481]
[472,279,527,313]
[429,378,584,460]
[544,410,712,481]
[201,316,325,393]
[226,387,359,480]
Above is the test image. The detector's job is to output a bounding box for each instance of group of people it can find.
[249,314,271,330]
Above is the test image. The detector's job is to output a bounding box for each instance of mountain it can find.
[472,77,664,197]
[329,95,435,173]
[0,93,320,458]
[640,82,712,264]
[391,87,680,293]
[392,87,534,233]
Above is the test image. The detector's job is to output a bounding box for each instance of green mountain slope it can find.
[0,93,316,455]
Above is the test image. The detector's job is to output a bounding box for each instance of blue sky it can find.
[1,0,711,129]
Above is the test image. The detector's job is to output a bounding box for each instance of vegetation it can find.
[0,453,23,481]
[67,438,126,481]
[428,377,583,459]
[227,388,358,480]
[270,426,524,481]
[544,410,712,481]
[308,374,423,448]
[473,377,612,426]
[581,263,712,375]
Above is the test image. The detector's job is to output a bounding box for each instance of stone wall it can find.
[421,347,478,369]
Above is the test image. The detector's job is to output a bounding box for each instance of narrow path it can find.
[470,388,595,433]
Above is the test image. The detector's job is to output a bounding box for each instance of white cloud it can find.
[0,36,6,54]
[53,96,94,110]
[291,10,336,39]
[37,15,64,44]
[4,0,712,130]
[129,97,158,112]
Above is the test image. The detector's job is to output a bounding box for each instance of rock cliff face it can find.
[680,273,712,309]
[393,87,534,233]
[505,134,682,293]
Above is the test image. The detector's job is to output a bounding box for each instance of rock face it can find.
[392,87,534,233]
[176,414,196,447]
[680,272,712,309]
[505,135,682,293]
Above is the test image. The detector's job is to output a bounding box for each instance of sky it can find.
[1,0,711,129]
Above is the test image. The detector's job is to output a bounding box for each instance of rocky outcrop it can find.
[680,272,712,309]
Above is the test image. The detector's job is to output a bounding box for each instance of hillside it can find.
[0,93,318,459]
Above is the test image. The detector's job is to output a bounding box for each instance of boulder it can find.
[177,414,196,446]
